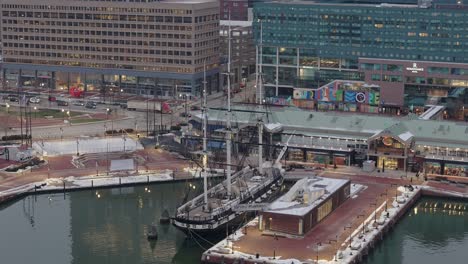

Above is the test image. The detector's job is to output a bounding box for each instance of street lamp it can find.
[381,189,388,212]
[6,103,10,113]
[61,108,65,120]
[60,127,63,141]
[370,202,377,228]
[76,138,79,156]
[316,242,321,264]
[33,106,37,118]
[179,93,188,123]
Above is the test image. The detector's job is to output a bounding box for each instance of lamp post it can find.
[76,138,79,156]
[381,189,388,212]
[370,202,377,228]
[316,242,321,264]
[61,108,65,121]
[60,127,63,141]
[33,106,37,118]
[6,103,10,113]
[357,213,365,235]
[344,225,353,249]
[179,93,188,123]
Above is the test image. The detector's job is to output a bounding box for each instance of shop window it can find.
[451,80,468,87]
[427,78,449,85]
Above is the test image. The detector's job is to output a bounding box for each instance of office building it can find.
[0,0,220,96]
[253,0,468,117]
[220,20,255,91]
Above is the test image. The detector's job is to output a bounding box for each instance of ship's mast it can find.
[257,20,264,175]
[226,12,232,198]
[202,60,208,206]
[256,20,263,105]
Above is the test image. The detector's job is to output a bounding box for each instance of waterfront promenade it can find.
[202,167,468,264]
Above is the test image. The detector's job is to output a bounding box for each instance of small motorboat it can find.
[159,209,170,224]
[147,224,158,240]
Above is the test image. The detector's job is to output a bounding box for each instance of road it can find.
[5,80,257,139]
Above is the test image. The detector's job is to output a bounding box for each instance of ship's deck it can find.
[181,175,272,221]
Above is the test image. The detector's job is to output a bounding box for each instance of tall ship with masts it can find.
[172,19,290,236]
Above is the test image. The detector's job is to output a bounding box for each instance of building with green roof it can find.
[191,105,468,177]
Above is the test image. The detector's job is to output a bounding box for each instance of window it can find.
[317,199,332,222]
[383,64,402,72]
[428,67,449,75]
[361,63,381,71]
[383,75,402,82]
[371,74,381,81]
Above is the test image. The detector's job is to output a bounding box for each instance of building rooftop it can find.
[200,105,468,148]
[266,176,349,216]
[263,0,421,8]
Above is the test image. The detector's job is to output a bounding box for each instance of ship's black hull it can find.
[172,175,284,237]
[172,213,248,238]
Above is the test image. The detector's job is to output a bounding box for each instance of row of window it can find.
[371,74,468,86]
[2,11,200,23]
[1,5,194,15]
[3,20,196,31]
[3,39,195,49]
[362,63,468,76]
[3,57,195,74]
[3,50,196,65]
[5,29,195,40]
[3,43,195,56]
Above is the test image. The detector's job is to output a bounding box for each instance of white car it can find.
[29,97,41,104]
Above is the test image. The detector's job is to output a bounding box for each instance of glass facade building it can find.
[0,0,220,96]
[253,0,468,115]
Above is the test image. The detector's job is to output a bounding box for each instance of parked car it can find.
[57,100,69,106]
[85,102,97,109]
[190,105,200,111]
[72,100,85,106]
[29,97,41,104]
[8,95,19,102]
[48,96,57,102]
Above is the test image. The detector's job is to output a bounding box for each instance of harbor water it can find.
[1,186,467,264]
[0,182,211,264]
[365,197,468,264]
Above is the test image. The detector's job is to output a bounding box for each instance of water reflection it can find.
[0,181,210,264]
[366,198,468,264]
